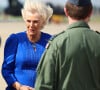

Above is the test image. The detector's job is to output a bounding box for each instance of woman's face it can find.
[24,11,44,36]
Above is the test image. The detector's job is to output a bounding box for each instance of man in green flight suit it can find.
[35,0,100,90]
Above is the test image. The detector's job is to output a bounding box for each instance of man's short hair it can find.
[65,1,93,20]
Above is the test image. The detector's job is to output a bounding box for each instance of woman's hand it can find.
[19,85,33,90]
[12,82,34,90]
[12,82,21,90]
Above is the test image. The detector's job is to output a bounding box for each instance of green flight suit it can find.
[35,21,100,90]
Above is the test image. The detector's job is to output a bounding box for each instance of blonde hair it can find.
[21,0,53,24]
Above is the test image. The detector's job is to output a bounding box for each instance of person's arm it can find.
[2,34,34,90]
[1,34,18,86]
[35,40,58,90]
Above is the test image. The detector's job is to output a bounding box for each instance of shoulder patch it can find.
[45,41,50,49]
[45,37,53,49]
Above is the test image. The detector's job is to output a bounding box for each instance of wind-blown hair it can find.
[21,0,53,24]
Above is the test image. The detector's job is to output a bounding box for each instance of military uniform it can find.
[35,21,100,90]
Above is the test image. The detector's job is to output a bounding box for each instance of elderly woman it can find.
[2,0,53,90]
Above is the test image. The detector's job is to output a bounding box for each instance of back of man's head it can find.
[67,0,92,6]
[65,0,93,20]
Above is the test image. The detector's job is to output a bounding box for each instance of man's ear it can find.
[85,9,92,22]
[88,10,92,17]
[64,7,68,17]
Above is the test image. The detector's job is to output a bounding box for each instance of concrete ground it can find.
[0,21,100,90]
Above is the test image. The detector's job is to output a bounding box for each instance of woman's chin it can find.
[29,33,36,36]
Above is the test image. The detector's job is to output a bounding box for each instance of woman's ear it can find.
[64,7,68,17]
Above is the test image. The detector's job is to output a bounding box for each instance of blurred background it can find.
[0,0,100,90]
[0,0,100,22]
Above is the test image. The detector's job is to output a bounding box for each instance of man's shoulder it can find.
[95,31,100,34]
[45,31,65,49]
[50,30,65,41]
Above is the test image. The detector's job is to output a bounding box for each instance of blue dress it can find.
[2,31,51,90]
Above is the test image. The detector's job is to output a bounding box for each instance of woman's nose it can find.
[30,21,34,26]
[30,21,38,27]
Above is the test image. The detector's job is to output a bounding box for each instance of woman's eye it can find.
[33,20,40,24]
[27,20,31,23]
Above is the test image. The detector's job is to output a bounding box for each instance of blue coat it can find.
[2,31,51,90]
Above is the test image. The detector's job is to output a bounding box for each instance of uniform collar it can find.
[67,21,90,30]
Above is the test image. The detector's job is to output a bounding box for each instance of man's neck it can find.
[68,16,89,25]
